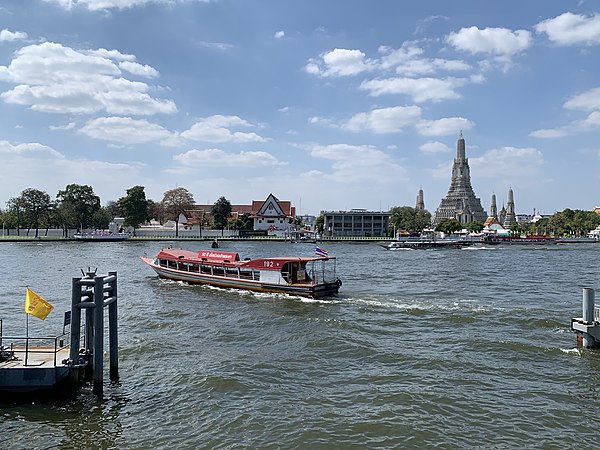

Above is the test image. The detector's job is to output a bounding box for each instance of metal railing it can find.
[0,332,70,366]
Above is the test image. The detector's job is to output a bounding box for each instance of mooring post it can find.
[69,277,82,368]
[108,271,119,382]
[583,288,596,348]
[93,275,105,396]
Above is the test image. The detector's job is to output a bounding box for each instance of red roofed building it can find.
[184,193,295,232]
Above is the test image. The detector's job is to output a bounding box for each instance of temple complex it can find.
[434,132,487,225]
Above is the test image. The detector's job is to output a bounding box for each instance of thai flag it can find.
[314,247,328,257]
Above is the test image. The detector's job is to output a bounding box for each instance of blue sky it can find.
[1,0,599,216]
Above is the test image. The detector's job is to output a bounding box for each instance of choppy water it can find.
[2,240,600,449]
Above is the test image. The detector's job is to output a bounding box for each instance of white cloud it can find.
[305,48,376,77]
[0,140,64,159]
[87,48,136,62]
[529,128,568,139]
[416,117,474,136]
[308,143,406,183]
[0,42,176,115]
[0,29,28,42]
[419,141,450,154]
[563,87,600,111]
[470,147,544,179]
[79,117,174,144]
[274,31,285,39]
[196,41,233,51]
[530,111,600,138]
[49,122,77,131]
[0,139,141,203]
[342,106,422,133]
[360,76,466,102]
[535,12,600,46]
[308,116,334,126]
[181,115,266,143]
[173,148,284,167]
[378,43,471,76]
[530,86,600,138]
[119,61,159,78]
[446,26,532,56]
[43,0,210,11]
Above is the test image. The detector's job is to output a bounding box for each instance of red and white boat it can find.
[140,248,342,299]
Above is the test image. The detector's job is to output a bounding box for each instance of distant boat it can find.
[74,231,130,241]
[556,236,599,244]
[482,235,556,245]
[381,239,472,250]
[141,248,342,299]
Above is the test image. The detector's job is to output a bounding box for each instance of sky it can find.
[0,0,599,217]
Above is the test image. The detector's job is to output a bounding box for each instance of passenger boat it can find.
[381,237,473,250]
[140,248,342,299]
[482,235,556,245]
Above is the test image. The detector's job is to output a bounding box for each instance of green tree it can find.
[435,218,462,235]
[56,184,101,230]
[550,209,600,236]
[105,200,122,220]
[92,207,112,229]
[211,196,232,236]
[118,185,149,230]
[466,220,484,234]
[315,213,324,234]
[162,187,195,237]
[0,206,20,236]
[229,213,253,231]
[18,188,52,238]
[389,206,432,234]
[6,196,26,236]
[147,199,165,224]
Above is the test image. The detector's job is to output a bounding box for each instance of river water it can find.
[1,240,600,449]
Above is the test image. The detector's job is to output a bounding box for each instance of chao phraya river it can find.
[2,240,600,448]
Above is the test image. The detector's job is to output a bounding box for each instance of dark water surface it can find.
[2,241,600,449]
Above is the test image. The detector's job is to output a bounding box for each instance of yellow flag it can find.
[25,288,54,320]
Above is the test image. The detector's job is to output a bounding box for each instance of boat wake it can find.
[462,246,497,251]
[559,347,582,356]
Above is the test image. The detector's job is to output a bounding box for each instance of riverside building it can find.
[322,209,389,237]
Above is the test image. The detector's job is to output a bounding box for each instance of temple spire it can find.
[435,132,487,225]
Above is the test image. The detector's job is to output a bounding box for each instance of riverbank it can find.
[0,235,394,243]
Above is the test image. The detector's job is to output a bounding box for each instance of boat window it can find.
[239,269,253,280]
[226,268,239,278]
[212,266,225,276]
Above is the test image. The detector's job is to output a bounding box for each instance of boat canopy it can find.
[155,248,332,268]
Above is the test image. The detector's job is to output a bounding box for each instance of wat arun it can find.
[435,132,487,225]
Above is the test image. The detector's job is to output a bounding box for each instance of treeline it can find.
[385,206,600,236]
[0,184,242,238]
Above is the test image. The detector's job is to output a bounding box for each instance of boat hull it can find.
[141,257,340,299]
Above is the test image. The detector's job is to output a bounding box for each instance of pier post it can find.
[108,271,119,382]
[93,275,104,396]
[69,277,82,370]
[583,288,596,348]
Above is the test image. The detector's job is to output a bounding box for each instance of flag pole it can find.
[25,311,29,366]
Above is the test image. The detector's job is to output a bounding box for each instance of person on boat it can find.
[211,239,219,248]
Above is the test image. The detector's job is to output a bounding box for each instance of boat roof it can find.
[155,248,334,267]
